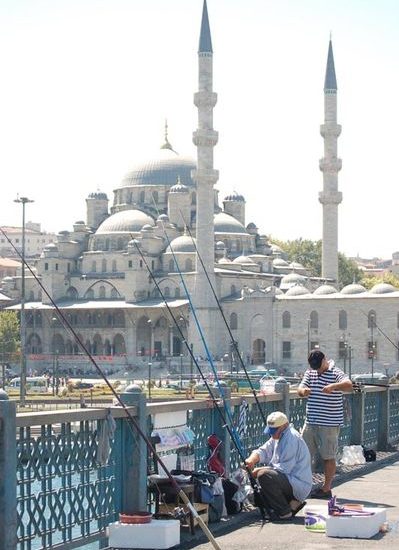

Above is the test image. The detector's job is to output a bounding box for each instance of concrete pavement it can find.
[181,457,399,550]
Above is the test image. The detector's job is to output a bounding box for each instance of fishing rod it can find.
[0,227,222,549]
[132,239,274,523]
[179,212,269,425]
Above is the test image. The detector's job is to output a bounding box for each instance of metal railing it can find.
[0,385,399,550]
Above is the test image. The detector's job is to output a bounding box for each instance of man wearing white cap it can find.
[245,411,312,519]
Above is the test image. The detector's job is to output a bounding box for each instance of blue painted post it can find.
[0,390,17,550]
[119,385,148,513]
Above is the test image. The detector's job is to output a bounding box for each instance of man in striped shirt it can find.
[297,349,353,498]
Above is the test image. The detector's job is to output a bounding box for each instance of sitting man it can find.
[245,411,312,519]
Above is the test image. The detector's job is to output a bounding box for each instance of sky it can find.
[1,0,399,259]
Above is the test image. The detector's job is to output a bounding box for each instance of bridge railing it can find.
[0,385,399,550]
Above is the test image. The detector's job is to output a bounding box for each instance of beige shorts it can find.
[302,423,340,460]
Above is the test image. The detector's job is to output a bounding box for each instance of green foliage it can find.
[0,311,20,359]
[271,238,361,287]
[361,272,399,290]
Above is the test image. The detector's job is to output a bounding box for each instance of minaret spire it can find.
[190,0,219,355]
[319,38,342,282]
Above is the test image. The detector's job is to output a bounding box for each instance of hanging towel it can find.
[96,410,117,466]
[238,399,249,439]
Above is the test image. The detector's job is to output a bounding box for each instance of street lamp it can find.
[370,314,375,380]
[307,318,311,356]
[148,362,152,400]
[14,195,34,406]
[180,353,183,390]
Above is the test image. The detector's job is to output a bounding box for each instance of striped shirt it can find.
[299,363,348,426]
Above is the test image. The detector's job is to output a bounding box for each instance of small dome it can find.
[74,220,85,225]
[2,276,13,282]
[313,284,338,295]
[233,255,255,264]
[88,191,108,200]
[170,181,189,193]
[157,214,169,221]
[166,235,196,253]
[340,283,367,295]
[369,282,398,294]
[285,284,310,296]
[141,224,154,231]
[281,272,306,285]
[271,244,284,254]
[96,209,155,234]
[214,212,248,234]
[224,192,245,202]
[44,243,58,251]
[273,257,289,267]
[215,241,225,250]
[246,222,257,230]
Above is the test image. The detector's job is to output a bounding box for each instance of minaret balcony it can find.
[192,129,218,147]
[194,91,217,108]
[319,157,342,172]
[318,190,342,205]
[320,123,341,138]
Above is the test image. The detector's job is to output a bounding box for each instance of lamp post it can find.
[15,195,34,406]
[348,346,352,379]
[148,362,152,400]
[180,353,183,390]
[307,318,311,356]
[370,314,375,380]
[190,343,193,381]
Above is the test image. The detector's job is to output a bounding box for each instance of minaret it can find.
[190,0,219,355]
[319,38,342,283]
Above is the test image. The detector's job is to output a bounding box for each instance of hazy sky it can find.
[1,0,399,259]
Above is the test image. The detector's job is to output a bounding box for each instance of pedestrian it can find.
[297,349,353,498]
[245,411,312,520]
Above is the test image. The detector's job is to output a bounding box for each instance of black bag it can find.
[362,446,377,462]
[192,471,217,504]
[222,478,241,515]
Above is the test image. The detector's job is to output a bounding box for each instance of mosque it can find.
[4,1,399,376]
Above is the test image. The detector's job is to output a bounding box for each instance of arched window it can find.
[139,190,145,203]
[85,288,94,299]
[117,238,123,251]
[339,310,347,330]
[185,258,193,271]
[230,312,238,330]
[230,284,236,295]
[99,286,106,299]
[114,334,126,354]
[164,287,170,297]
[91,261,96,272]
[368,310,376,328]
[169,259,174,272]
[66,287,78,300]
[29,290,34,301]
[112,260,117,272]
[101,259,107,272]
[282,311,291,329]
[152,191,159,203]
[175,287,180,298]
[110,288,119,299]
[105,239,110,251]
[310,310,318,329]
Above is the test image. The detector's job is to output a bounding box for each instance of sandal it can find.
[291,501,306,516]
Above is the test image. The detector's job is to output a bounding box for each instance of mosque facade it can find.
[3,1,399,377]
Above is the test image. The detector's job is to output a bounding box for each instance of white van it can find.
[8,376,49,394]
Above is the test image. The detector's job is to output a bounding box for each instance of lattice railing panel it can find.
[363,392,381,448]
[16,419,118,550]
[187,407,214,471]
[389,387,399,444]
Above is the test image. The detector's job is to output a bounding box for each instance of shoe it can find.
[274,511,293,522]
[310,488,332,499]
[290,500,307,516]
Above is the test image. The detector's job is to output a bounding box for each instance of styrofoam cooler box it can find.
[326,507,386,539]
[108,519,180,549]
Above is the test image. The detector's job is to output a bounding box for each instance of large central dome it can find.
[119,147,196,189]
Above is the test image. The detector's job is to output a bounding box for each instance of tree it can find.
[0,311,20,363]
[271,237,361,287]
